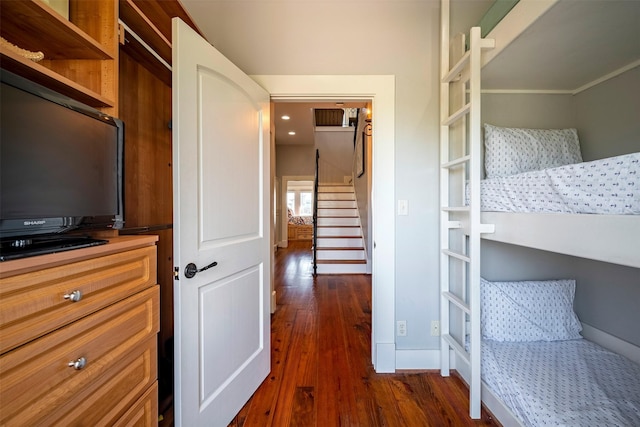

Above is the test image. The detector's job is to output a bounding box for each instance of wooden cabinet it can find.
[0,236,159,427]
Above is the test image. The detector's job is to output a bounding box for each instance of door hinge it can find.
[174,266,180,280]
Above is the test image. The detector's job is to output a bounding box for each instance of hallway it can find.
[229,241,498,426]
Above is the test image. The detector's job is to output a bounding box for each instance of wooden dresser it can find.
[0,235,159,426]
[288,224,313,241]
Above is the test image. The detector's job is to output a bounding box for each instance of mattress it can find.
[288,215,313,225]
[481,338,640,427]
[475,152,640,214]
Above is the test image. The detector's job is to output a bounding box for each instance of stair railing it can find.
[313,149,319,276]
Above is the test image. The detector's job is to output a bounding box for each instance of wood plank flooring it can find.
[229,241,500,427]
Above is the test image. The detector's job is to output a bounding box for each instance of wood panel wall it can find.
[118,49,174,414]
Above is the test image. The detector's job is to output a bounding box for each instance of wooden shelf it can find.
[0,0,117,113]
[119,0,171,66]
[0,0,113,60]
[1,47,114,108]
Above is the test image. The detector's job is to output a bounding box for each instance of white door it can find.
[172,18,271,426]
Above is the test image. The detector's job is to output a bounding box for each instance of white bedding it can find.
[476,152,640,214]
[482,338,640,427]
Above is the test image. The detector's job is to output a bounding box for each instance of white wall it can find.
[574,67,640,161]
[315,129,356,183]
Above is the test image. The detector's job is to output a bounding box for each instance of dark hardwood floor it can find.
[229,241,500,427]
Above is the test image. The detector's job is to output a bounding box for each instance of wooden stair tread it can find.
[316,259,366,264]
[316,247,365,251]
[316,235,362,239]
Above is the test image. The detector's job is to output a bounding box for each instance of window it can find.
[287,185,314,216]
[299,192,312,215]
[287,192,295,213]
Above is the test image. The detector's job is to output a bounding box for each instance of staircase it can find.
[315,184,368,274]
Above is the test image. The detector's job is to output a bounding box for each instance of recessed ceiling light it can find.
[288,131,296,135]
[281,115,290,120]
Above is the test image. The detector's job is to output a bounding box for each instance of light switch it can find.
[398,199,408,216]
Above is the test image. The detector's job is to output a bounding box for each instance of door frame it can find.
[253,75,396,372]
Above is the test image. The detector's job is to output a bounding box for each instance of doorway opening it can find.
[275,101,371,273]
[255,74,396,372]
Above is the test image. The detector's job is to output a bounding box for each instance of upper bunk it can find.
[446,0,640,268]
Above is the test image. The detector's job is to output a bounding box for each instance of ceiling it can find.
[274,101,368,146]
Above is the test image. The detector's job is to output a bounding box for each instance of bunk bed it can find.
[439,0,640,425]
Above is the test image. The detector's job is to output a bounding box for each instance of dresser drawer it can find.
[0,286,159,426]
[114,381,159,427]
[0,245,157,353]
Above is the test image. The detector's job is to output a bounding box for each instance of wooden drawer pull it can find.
[68,357,87,370]
[63,290,83,302]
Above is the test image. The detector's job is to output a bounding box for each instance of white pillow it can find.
[480,278,583,342]
[484,123,583,178]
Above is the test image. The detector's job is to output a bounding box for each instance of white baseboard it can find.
[374,343,396,373]
[270,290,276,314]
[395,349,440,369]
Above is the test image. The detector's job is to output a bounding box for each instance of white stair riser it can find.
[318,208,357,217]
[316,237,363,248]
[317,217,360,226]
[318,186,353,193]
[316,263,368,274]
[317,193,355,201]
[317,250,365,260]
[317,200,357,208]
[316,227,361,237]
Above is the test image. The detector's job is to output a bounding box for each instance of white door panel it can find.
[199,69,261,242]
[173,17,270,427]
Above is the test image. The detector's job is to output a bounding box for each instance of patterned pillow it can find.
[484,123,583,178]
[480,278,583,342]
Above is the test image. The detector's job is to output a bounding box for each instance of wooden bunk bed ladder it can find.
[439,0,495,419]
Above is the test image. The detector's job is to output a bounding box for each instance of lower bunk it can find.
[479,338,640,427]
[456,278,640,427]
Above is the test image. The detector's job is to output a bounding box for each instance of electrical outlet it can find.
[397,320,407,337]
[431,320,440,336]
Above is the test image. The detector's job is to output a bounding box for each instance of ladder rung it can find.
[442,333,469,365]
[442,38,493,84]
[442,249,470,263]
[447,221,461,229]
[442,155,470,169]
[443,291,471,314]
[442,50,470,83]
[442,206,470,212]
[442,103,470,126]
[481,38,496,49]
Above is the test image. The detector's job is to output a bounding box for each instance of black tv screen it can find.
[0,70,124,258]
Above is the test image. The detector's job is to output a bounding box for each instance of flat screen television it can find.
[0,69,124,261]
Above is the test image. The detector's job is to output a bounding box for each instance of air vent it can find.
[314,109,344,126]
